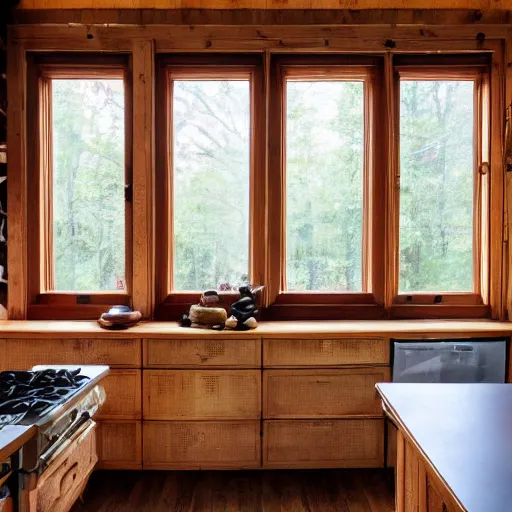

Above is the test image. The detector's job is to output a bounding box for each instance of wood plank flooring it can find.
[72,469,395,512]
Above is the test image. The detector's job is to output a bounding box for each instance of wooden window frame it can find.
[154,55,265,320]
[389,55,495,319]
[265,55,386,321]
[26,54,133,320]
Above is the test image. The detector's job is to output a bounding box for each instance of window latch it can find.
[479,162,489,175]
[125,184,133,203]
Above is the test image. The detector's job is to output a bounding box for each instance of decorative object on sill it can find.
[200,289,220,307]
[97,305,142,330]
[188,303,227,330]
[180,290,226,330]
[227,284,263,331]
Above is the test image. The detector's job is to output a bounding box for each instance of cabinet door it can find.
[0,338,141,369]
[263,338,389,367]
[96,420,142,470]
[143,421,261,469]
[264,368,390,418]
[143,370,261,420]
[143,338,261,368]
[97,370,142,420]
[263,419,384,469]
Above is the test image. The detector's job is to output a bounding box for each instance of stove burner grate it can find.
[0,369,90,427]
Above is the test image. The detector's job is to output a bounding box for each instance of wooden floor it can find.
[73,469,395,512]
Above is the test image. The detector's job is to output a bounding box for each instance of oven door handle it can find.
[38,411,91,467]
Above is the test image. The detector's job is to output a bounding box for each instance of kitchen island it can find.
[377,383,512,512]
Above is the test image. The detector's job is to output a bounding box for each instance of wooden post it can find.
[7,37,28,320]
[131,39,155,318]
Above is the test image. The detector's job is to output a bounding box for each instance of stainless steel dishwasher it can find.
[392,338,507,383]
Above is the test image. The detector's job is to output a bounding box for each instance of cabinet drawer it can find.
[96,420,142,470]
[263,338,389,367]
[143,421,261,469]
[97,370,142,420]
[35,422,97,512]
[143,370,261,420]
[143,338,261,368]
[264,368,390,418]
[0,338,141,369]
[263,419,384,468]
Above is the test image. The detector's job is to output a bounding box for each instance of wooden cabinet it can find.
[263,419,384,468]
[143,338,261,368]
[263,337,389,367]
[395,431,462,512]
[143,421,261,469]
[0,338,141,369]
[96,370,142,420]
[143,370,261,420]
[263,367,390,418]
[96,420,142,470]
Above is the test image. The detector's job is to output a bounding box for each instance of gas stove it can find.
[0,365,109,512]
[0,368,91,428]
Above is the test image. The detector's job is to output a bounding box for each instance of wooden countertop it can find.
[377,383,512,512]
[0,319,511,338]
[0,424,35,461]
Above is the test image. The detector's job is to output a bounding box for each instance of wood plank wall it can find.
[16,0,512,10]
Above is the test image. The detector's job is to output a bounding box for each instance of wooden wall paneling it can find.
[143,369,261,420]
[263,368,390,419]
[143,337,262,368]
[504,29,512,321]
[130,38,155,318]
[96,420,142,470]
[263,337,390,366]
[16,1,498,10]
[96,369,142,420]
[0,338,141,369]
[12,9,512,27]
[396,429,405,512]
[369,63,386,306]
[384,52,398,309]
[7,36,28,319]
[266,49,284,306]
[143,420,261,469]
[263,419,384,469]
[488,40,505,319]
[250,52,267,289]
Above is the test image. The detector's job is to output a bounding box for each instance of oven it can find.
[0,366,109,512]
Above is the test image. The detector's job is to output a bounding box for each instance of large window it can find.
[285,78,365,292]
[24,51,499,320]
[155,56,264,311]
[399,79,474,293]
[394,59,490,310]
[51,77,126,292]
[26,55,131,318]
[172,78,250,291]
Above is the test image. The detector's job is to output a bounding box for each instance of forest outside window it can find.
[27,55,131,319]
[266,56,385,316]
[172,77,250,291]
[285,77,364,292]
[155,55,264,314]
[394,58,490,309]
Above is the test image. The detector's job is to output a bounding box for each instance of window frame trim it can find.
[265,54,386,318]
[154,54,265,320]
[391,61,491,312]
[26,54,133,320]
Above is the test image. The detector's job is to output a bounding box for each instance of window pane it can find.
[173,80,250,291]
[286,81,364,291]
[52,79,125,292]
[399,80,474,293]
